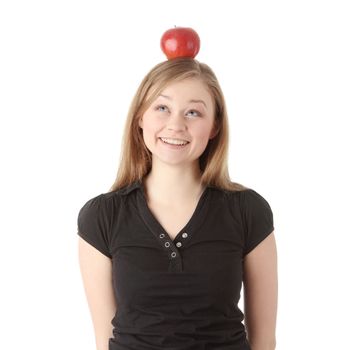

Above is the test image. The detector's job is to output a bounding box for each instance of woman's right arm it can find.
[78,236,117,350]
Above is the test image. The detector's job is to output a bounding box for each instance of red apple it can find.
[160,26,200,59]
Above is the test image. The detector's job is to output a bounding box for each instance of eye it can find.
[187,109,201,117]
[154,104,201,117]
[155,104,168,112]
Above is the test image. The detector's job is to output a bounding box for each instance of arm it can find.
[78,237,117,350]
[243,231,278,350]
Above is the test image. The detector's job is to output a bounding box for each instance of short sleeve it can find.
[241,189,274,256]
[77,194,112,258]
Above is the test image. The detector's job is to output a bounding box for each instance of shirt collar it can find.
[119,178,216,196]
[119,179,143,196]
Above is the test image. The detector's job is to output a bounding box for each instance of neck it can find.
[142,162,204,206]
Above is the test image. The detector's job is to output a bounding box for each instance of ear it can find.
[138,117,143,129]
[209,124,218,139]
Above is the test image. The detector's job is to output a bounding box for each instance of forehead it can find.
[157,78,211,100]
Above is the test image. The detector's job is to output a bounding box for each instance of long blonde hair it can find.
[108,57,249,193]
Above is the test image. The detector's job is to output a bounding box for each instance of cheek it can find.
[141,116,163,142]
[141,115,154,131]
[193,125,213,141]
[144,112,162,127]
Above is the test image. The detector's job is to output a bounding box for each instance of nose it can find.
[166,112,187,132]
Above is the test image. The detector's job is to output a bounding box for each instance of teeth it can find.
[160,137,189,145]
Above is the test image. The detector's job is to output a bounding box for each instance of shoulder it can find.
[78,180,142,221]
[214,186,274,256]
[77,193,115,258]
[222,187,273,228]
[78,189,125,219]
[222,187,271,208]
[241,188,272,209]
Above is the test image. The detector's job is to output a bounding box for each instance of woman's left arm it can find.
[243,231,278,350]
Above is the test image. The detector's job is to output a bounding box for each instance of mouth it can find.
[158,137,190,147]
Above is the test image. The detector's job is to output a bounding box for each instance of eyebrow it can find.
[158,94,207,109]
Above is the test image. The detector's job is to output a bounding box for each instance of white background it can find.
[1,0,349,349]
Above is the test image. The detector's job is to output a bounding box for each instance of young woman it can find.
[77,57,277,350]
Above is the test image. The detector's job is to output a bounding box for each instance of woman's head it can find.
[109,57,248,192]
[138,77,217,173]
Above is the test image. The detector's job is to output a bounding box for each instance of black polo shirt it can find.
[77,179,274,350]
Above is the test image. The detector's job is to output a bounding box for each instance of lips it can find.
[158,137,190,147]
[159,137,190,143]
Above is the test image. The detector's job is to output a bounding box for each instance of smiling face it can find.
[138,78,217,169]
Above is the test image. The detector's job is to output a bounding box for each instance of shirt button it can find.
[159,233,165,238]
[164,241,170,248]
[182,232,188,238]
[176,242,182,248]
[171,252,176,258]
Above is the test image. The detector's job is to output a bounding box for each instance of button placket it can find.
[144,214,194,259]
[159,233,178,258]
[136,184,212,272]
